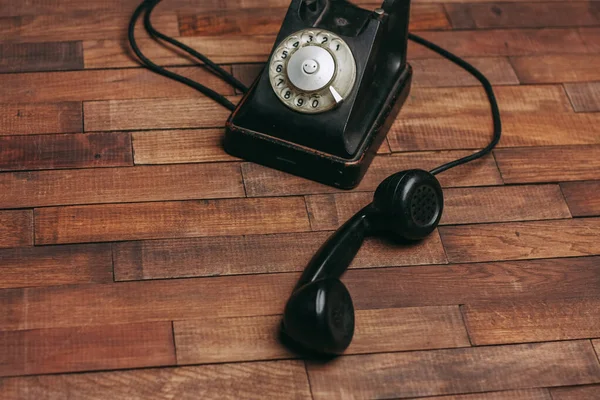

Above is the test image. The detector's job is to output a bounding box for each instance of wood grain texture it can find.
[551,385,600,400]
[3,257,600,331]
[0,360,311,400]
[511,54,600,84]
[305,185,571,230]
[0,67,234,103]
[174,306,469,364]
[35,197,310,244]
[178,4,450,37]
[411,389,552,400]
[346,257,600,310]
[580,27,600,52]
[495,145,600,183]
[564,81,600,112]
[0,132,132,171]
[0,210,32,249]
[0,163,243,209]
[112,230,447,281]
[445,2,600,29]
[307,341,600,399]
[412,57,519,87]
[0,244,112,289]
[132,128,237,164]
[0,11,178,42]
[84,36,275,68]
[232,58,520,90]
[390,112,600,151]
[408,29,590,58]
[0,41,82,73]
[440,218,600,263]
[561,181,600,217]
[0,274,295,331]
[462,298,600,345]
[0,322,175,377]
[242,151,502,197]
[84,97,238,132]
[0,102,82,135]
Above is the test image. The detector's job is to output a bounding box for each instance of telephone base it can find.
[224,64,412,189]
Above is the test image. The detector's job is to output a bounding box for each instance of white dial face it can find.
[268,29,357,114]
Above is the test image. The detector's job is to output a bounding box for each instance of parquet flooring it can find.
[1,0,600,398]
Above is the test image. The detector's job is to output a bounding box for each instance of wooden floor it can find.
[1,0,600,398]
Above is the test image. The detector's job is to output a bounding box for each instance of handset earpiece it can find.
[282,169,444,356]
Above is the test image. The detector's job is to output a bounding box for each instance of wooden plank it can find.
[390,112,600,152]
[174,306,469,364]
[401,85,572,117]
[580,27,600,52]
[0,11,178,43]
[0,360,311,400]
[411,389,552,400]
[495,145,600,183]
[0,67,235,103]
[232,58,519,90]
[564,81,600,112]
[3,257,600,331]
[0,322,175,377]
[561,181,600,217]
[345,257,600,310]
[0,274,296,331]
[242,151,502,197]
[511,54,600,84]
[306,185,571,230]
[0,244,112,289]
[0,163,243,209]
[178,4,449,37]
[0,210,32,249]
[412,57,519,87]
[112,230,447,281]
[132,128,237,165]
[307,341,600,399]
[0,102,82,135]
[551,385,600,400]
[0,41,82,73]
[440,218,600,263]
[34,197,310,244]
[462,298,600,345]
[445,3,600,29]
[84,97,238,132]
[84,36,275,68]
[0,132,132,171]
[407,28,590,59]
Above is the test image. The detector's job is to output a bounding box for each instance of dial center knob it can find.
[302,59,319,74]
[287,46,335,92]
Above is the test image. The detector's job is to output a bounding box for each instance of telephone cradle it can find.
[224,0,413,189]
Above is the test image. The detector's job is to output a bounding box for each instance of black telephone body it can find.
[224,0,412,189]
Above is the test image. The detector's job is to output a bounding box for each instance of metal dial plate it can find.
[268,29,357,114]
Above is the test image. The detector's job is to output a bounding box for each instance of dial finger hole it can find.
[294,95,308,107]
[273,75,286,88]
[281,87,293,100]
[277,48,290,60]
[316,32,330,45]
[287,36,301,49]
[272,61,285,74]
[301,31,315,44]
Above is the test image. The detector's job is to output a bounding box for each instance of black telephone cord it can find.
[128,0,501,175]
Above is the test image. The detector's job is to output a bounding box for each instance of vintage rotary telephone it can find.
[129,0,501,356]
[225,0,413,188]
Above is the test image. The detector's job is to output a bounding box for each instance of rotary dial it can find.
[268,29,357,114]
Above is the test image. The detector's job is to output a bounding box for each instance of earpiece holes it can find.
[410,185,439,227]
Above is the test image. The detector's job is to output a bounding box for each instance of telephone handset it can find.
[129,0,502,357]
[225,0,413,189]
